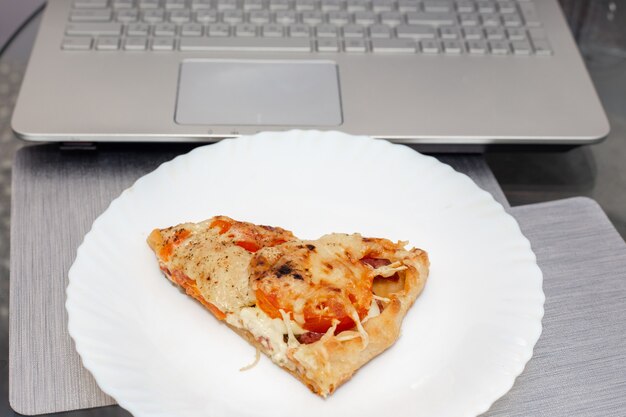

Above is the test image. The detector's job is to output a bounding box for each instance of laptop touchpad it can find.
[175,60,342,126]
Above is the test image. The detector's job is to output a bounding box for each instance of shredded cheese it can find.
[362,297,381,324]
[335,331,361,342]
[239,348,261,371]
[279,309,300,348]
[320,320,340,374]
[372,260,407,278]
[372,294,391,303]
[347,305,369,348]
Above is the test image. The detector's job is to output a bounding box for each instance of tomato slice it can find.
[159,228,191,261]
[236,240,261,252]
[254,288,282,320]
[303,295,367,333]
[209,219,232,234]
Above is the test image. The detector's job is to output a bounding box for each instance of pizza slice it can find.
[147,216,429,397]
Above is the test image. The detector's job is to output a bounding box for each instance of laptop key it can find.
[61,36,93,50]
[344,38,367,52]
[480,12,500,27]
[164,0,187,8]
[423,1,452,12]
[458,12,478,26]
[462,26,483,39]
[263,23,285,36]
[372,0,396,12]
[195,10,218,22]
[74,0,109,8]
[519,2,540,26]
[476,1,495,13]
[354,11,376,25]
[70,9,113,22]
[191,0,213,9]
[406,12,455,26]
[270,0,291,10]
[321,0,343,11]
[497,1,516,13]
[154,23,177,35]
[419,39,440,53]
[532,39,552,55]
[124,37,148,49]
[466,39,487,54]
[152,37,176,50]
[369,24,392,38]
[455,1,474,13]
[396,24,436,40]
[484,26,505,39]
[142,9,165,22]
[380,11,403,26]
[112,0,134,8]
[181,23,204,35]
[347,0,371,11]
[244,0,265,10]
[316,24,337,37]
[295,0,319,11]
[249,10,271,23]
[489,39,509,54]
[342,24,366,38]
[179,37,312,51]
[96,36,121,50]
[66,22,123,35]
[506,28,526,41]
[217,0,238,10]
[289,24,310,37]
[235,23,258,36]
[327,11,350,24]
[511,40,532,55]
[169,10,192,22]
[398,0,418,12]
[439,26,460,39]
[317,38,339,51]
[502,13,522,27]
[275,10,298,23]
[127,22,150,35]
[301,10,324,24]
[208,23,232,36]
[138,0,160,8]
[116,9,139,21]
[222,10,245,23]
[442,39,462,53]
[371,39,415,52]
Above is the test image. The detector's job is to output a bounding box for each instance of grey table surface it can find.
[8,144,626,417]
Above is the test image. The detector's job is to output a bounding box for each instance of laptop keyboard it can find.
[62,0,552,54]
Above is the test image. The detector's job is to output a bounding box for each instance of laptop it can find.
[11,0,610,146]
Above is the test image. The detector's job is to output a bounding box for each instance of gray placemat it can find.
[9,145,507,415]
[486,197,626,416]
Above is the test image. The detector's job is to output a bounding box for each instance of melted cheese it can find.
[371,261,407,277]
[165,222,255,313]
[226,306,306,369]
[362,297,381,323]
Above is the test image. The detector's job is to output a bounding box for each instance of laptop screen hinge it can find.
[59,142,97,151]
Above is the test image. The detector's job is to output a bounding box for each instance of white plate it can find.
[67,131,544,417]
